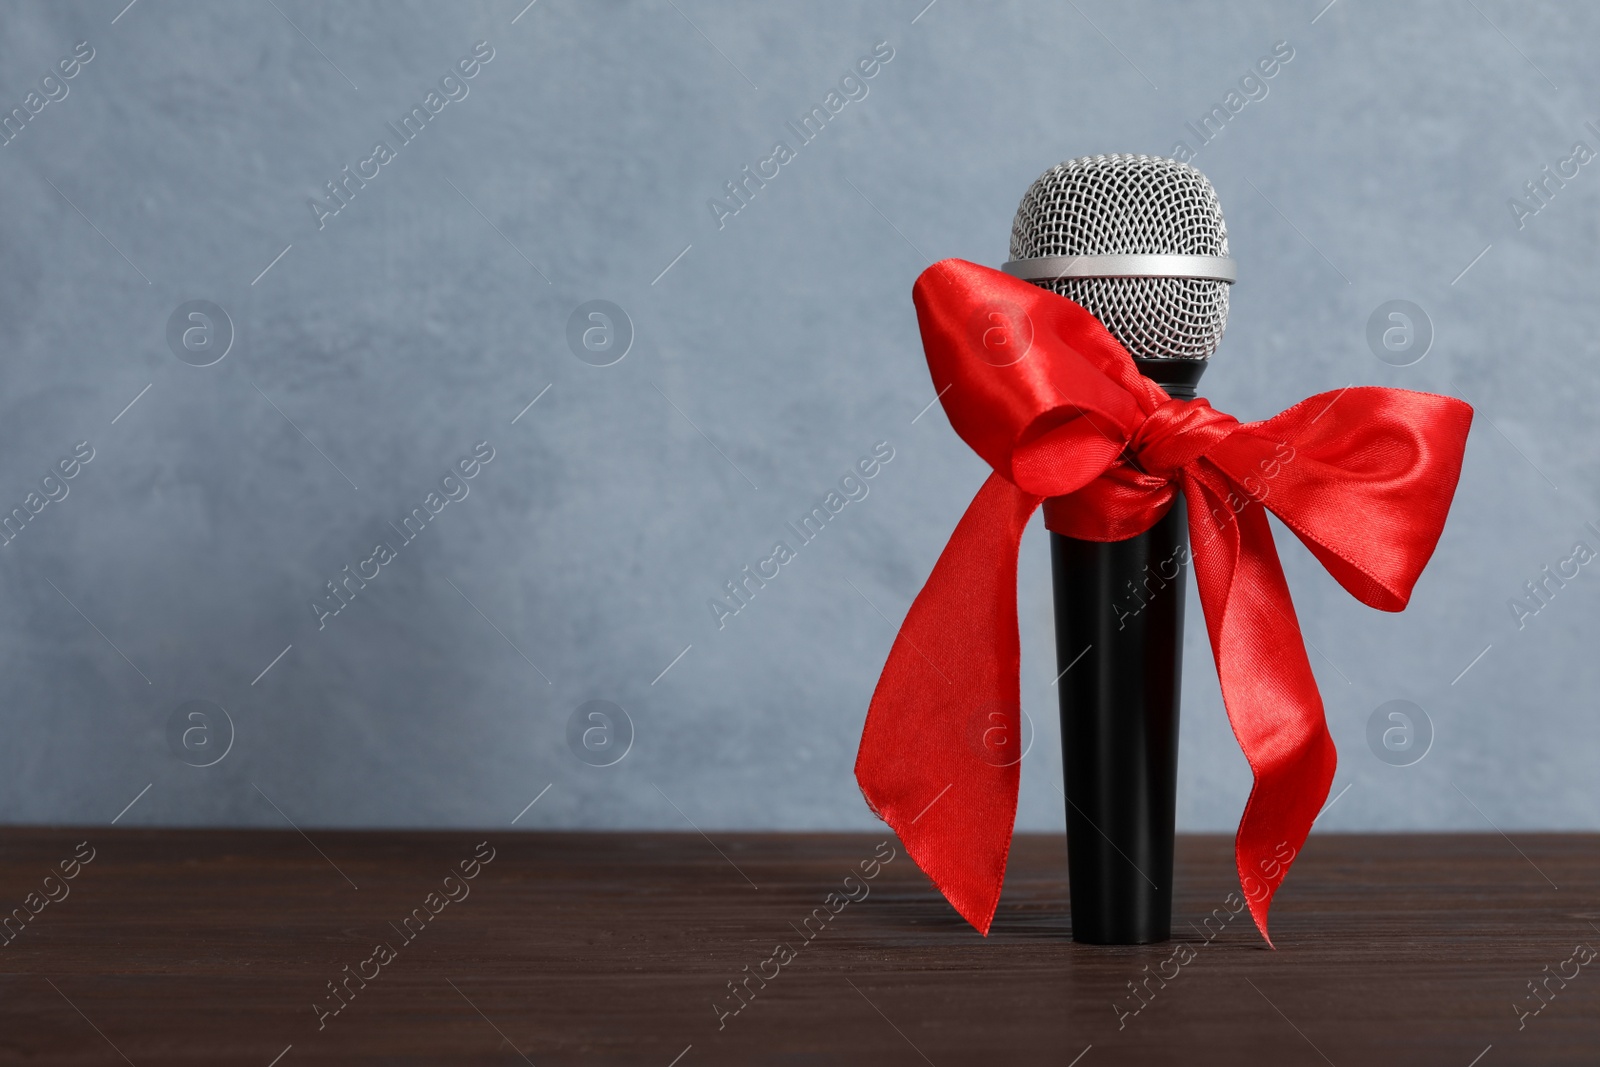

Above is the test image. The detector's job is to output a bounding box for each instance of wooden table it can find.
[0,829,1595,1064]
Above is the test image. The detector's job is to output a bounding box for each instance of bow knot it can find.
[1126,396,1238,481]
[856,259,1473,946]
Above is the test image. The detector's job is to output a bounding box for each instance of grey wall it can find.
[0,0,1595,836]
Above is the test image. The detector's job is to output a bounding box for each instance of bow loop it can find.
[912,261,1154,498]
[1209,389,1475,612]
[857,259,1473,944]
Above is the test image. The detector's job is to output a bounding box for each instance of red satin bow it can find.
[855,259,1473,944]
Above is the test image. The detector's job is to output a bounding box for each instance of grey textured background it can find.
[0,0,1594,836]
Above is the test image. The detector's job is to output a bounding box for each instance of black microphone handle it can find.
[1051,357,1205,944]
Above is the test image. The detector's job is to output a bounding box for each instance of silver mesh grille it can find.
[1009,154,1230,360]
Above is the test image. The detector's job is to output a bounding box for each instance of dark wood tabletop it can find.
[0,828,1595,1065]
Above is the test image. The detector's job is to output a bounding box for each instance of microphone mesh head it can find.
[1009,154,1230,360]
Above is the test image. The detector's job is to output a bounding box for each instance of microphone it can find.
[1004,154,1234,944]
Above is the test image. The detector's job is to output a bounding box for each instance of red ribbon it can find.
[855,260,1472,944]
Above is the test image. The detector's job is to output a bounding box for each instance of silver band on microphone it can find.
[1000,253,1237,284]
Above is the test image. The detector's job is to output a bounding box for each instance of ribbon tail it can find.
[855,472,1042,935]
[1183,471,1337,947]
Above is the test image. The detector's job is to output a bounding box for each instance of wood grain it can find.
[0,829,1595,1064]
